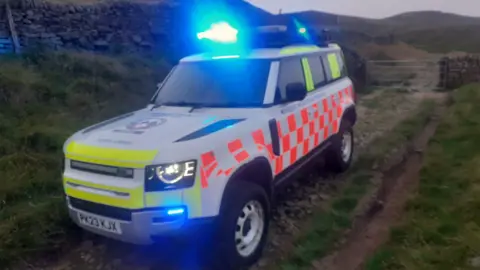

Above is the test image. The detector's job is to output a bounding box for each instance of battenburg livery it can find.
[62,20,357,269]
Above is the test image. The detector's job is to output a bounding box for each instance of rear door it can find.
[270,54,330,176]
[320,49,355,124]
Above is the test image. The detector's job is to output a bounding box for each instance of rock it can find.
[112,258,122,267]
[40,33,56,39]
[24,32,40,38]
[319,193,331,201]
[285,201,295,207]
[367,199,384,217]
[78,37,89,47]
[258,258,269,267]
[132,35,142,43]
[470,256,480,267]
[140,41,152,48]
[82,253,92,262]
[94,40,109,49]
[81,240,94,249]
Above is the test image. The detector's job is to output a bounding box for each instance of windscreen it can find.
[154,59,271,108]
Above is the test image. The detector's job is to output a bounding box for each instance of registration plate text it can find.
[78,212,122,234]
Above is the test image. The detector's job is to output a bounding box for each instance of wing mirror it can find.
[285,82,307,102]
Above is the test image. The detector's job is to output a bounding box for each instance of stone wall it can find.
[3,0,273,57]
[440,56,480,89]
[8,0,179,54]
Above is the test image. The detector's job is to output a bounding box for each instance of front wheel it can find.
[213,181,270,270]
[326,120,354,173]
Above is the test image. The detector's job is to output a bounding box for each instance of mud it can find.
[311,95,447,270]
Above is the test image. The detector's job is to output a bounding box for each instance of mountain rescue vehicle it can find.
[62,20,357,268]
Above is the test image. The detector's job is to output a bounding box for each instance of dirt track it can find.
[18,90,443,270]
[311,95,447,270]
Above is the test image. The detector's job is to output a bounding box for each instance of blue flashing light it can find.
[167,208,185,216]
[298,27,307,34]
[212,55,240,59]
[197,22,238,44]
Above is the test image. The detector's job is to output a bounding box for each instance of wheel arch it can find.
[220,156,274,210]
[341,105,357,127]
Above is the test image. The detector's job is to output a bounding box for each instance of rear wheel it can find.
[326,120,354,173]
[214,181,270,270]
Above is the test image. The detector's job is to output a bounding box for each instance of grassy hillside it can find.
[394,25,480,53]
[273,9,480,54]
[0,51,169,267]
[385,11,480,31]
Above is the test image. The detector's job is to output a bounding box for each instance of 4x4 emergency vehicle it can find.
[62,22,357,268]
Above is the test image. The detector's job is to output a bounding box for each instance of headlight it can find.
[145,160,197,191]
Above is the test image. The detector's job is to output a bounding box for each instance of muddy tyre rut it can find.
[311,97,447,270]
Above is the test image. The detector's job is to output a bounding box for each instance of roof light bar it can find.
[212,55,240,59]
[197,22,239,44]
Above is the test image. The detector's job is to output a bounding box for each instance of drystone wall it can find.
[6,0,180,54]
[440,56,480,89]
[3,0,272,56]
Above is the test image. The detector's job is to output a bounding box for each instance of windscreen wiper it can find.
[189,102,263,112]
[153,101,260,112]
[151,101,199,111]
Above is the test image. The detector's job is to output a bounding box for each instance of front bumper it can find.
[67,197,215,245]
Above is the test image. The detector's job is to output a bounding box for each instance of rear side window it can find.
[306,56,326,89]
[321,51,347,82]
[275,58,305,102]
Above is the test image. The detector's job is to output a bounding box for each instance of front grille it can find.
[70,160,134,178]
[69,197,132,221]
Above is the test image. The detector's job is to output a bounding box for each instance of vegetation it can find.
[0,51,169,267]
[276,99,436,270]
[395,25,480,53]
[366,84,480,270]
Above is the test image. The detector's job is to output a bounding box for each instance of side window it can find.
[321,51,347,82]
[307,56,326,89]
[275,58,305,102]
[336,52,348,77]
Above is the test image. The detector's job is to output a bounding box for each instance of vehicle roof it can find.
[180,44,341,63]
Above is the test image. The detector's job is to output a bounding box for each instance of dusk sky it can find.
[247,0,480,19]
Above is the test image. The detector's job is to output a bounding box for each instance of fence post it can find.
[439,57,449,90]
[5,0,20,54]
[445,58,450,89]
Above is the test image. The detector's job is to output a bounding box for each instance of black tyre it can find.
[213,181,270,270]
[326,120,354,173]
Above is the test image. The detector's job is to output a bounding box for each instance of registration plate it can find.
[77,212,122,234]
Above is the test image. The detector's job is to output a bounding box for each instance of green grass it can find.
[277,99,436,270]
[0,50,169,267]
[366,84,480,270]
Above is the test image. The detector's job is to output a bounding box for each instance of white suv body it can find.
[62,43,356,268]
